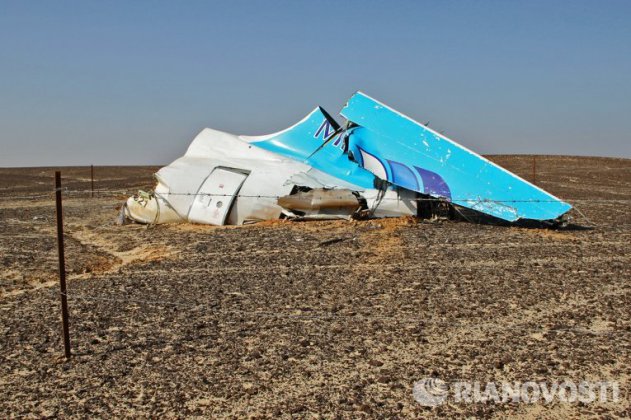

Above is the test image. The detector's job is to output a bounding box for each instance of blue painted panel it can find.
[388,160,419,191]
[250,108,376,189]
[415,166,452,199]
[340,92,571,221]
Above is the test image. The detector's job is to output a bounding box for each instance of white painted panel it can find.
[188,168,247,225]
[359,149,387,180]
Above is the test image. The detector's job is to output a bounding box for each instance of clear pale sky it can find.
[1,0,630,167]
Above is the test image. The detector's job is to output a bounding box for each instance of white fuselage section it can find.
[125,128,417,225]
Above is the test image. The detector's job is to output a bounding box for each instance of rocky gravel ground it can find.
[0,157,629,418]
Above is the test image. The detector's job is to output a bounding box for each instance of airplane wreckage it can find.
[122,92,572,227]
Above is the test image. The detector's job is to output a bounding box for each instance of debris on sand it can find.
[122,92,571,227]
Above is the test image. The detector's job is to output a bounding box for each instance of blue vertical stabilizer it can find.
[340,91,571,222]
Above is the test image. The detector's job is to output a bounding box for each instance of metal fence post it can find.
[91,165,94,198]
[55,171,71,359]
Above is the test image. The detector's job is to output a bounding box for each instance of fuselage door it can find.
[188,167,248,225]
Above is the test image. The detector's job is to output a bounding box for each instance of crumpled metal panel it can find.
[278,189,359,211]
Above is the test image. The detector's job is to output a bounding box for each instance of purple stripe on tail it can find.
[414,166,452,200]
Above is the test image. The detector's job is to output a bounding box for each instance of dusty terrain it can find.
[0,156,629,418]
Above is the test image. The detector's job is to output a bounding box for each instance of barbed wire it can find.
[0,193,55,200]
[1,188,630,203]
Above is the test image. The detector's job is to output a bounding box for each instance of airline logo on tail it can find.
[314,119,345,150]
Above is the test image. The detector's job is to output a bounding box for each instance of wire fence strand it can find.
[1,187,631,203]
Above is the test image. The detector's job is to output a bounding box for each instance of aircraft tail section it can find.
[340,91,572,222]
[239,92,572,223]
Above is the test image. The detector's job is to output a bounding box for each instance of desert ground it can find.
[0,156,629,418]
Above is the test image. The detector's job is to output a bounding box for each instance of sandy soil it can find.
[0,157,629,417]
